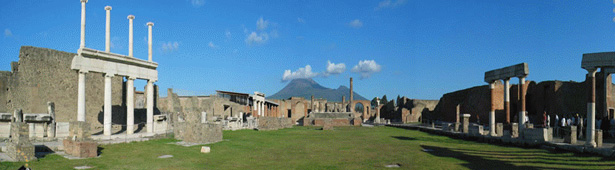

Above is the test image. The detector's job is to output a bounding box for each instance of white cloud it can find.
[191,0,205,7]
[375,0,407,10]
[245,32,269,45]
[351,60,382,78]
[162,41,179,51]
[4,29,12,37]
[208,41,218,49]
[297,18,305,23]
[348,19,363,28]
[282,65,319,81]
[257,17,269,31]
[324,60,346,76]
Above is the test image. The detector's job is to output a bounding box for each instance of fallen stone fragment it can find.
[201,146,210,153]
[157,155,173,159]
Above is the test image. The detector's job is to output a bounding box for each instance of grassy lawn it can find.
[2,126,615,169]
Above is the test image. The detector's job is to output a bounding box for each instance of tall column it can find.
[80,0,87,49]
[489,82,496,136]
[350,77,354,112]
[261,101,264,117]
[77,70,87,122]
[126,77,135,135]
[104,73,114,136]
[504,78,510,124]
[147,22,154,62]
[105,6,112,52]
[587,69,597,148]
[127,15,135,57]
[518,76,527,132]
[311,95,314,113]
[146,80,155,133]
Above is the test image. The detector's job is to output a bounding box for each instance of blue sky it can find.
[1,1,615,100]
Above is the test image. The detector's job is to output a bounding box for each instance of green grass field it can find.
[2,126,615,169]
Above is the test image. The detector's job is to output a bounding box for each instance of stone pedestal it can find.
[526,123,533,129]
[63,121,97,158]
[512,123,519,138]
[496,123,503,137]
[565,126,577,144]
[596,130,603,147]
[63,139,97,158]
[6,122,36,162]
[322,119,333,130]
[462,114,470,133]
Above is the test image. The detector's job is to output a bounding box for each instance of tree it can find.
[381,95,388,105]
[371,97,378,109]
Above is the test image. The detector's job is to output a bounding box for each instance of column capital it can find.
[81,0,88,3]
[78,70,89,74]
[127,15,135,20]
[127,76,137,80]
[587,68,598,77]
[147,22,154,26]
[503,77,510,81]
[104,6,112,10]
[105,73,115,78]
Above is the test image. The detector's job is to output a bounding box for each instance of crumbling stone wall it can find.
[432,79,615,124]
[257,117,293,130]
[173,122,222,144]
[158,89,247,122]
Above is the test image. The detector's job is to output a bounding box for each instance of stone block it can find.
[462,114,470,134]
[201,146,210,153]
[523,128,552,142]
[0,123,10,138]
[154,115,168,134]
[526,123,533,129]
[323,119,333,130]
[63,139,98,158]
[55,122,70,138]
[496,123,503,137]
[512,123,519,138]
[565,126,577,144]
[596,130,603,147]
[352,118,361,126]
[454,122,460,132]
[174,122,223,144]
[469,125,483,136]
[5,142,35,162]
[6,122,36,162]
[28,123,46,138]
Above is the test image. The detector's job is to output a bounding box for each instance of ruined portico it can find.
[485,63,529,137]
[72,1,158,136]
[580,52,615,148]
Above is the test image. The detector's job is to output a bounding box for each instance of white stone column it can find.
[518,76,526,132]
[77,70,87,122]
[104,73,114,136]
[504,78,510,124]
[489,82,496,136]
[261,101,264,116]
[147,22,154,62]
[126,77,135,134]
[146,80,155,133]
[587,69,597,148]
[128,15,135,57]
[80,0,87,49]
[105,6,112,52]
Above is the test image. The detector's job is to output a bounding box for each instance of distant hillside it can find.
[268,78,368,102]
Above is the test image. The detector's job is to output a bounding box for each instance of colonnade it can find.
[76,1,158,136]
[485,63,529,137]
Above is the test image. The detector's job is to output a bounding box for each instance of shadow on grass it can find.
[391,136,416,141]
[421,145,543,170]
[421,145,615,169]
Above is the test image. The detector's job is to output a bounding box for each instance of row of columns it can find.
[78,1,157,136]
[487,76,526,136]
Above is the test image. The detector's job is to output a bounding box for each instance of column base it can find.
[585,142,597,148]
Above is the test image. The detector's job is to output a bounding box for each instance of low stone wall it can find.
[257,117,293,131]
[523,128,552,142]
[174,122,222,144]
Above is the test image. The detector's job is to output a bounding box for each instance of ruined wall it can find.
[158,89,247,123]
[431,79,614,125]
[257,117,293,130]
[0,46,161,134]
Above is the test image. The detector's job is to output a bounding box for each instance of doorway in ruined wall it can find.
[355,103,365,114]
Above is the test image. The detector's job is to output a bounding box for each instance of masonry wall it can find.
[1,46,159,134]
[158,89,247,123]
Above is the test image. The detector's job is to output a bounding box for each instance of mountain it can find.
[268,78,368,102]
